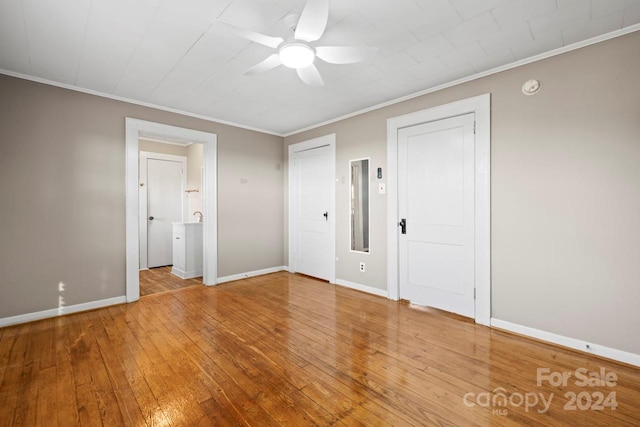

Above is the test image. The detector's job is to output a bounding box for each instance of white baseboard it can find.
[171,266,202,280]
[491,318,640,367]
[0,296,127,328]
[217,266,287,284]
[335,279,388,298]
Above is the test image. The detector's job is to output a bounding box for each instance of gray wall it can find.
[285,31,640,355]
[0,74,284,318]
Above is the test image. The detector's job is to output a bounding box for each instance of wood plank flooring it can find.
[1,272,639,426]
[139,266,201,297]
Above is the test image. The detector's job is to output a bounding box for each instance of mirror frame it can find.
[349,157,370,254]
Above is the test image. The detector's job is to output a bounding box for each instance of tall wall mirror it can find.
[350,158,370,253]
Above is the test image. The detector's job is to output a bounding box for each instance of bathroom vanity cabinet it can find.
[171,222,203,279]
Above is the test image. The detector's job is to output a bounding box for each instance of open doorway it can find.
[125,118,217,303]
[138,138,203,296]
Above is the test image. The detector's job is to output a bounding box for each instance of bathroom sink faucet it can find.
[193,211,203,222]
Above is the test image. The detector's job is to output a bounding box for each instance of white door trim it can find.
[387,94,491,325]
[288,134,336,283]
[139,151,188,270]
[126,118,217,303]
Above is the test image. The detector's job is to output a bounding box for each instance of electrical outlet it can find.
[359,262,366,272]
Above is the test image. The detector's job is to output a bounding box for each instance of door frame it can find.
[386,94,491,325]
[288,134,336,283]
[139,151,188,270]
[126,118,217,302]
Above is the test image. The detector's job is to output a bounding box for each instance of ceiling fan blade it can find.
[245,54,282,75]
[297,63,325,87]
[295,0,329,42]
[217,21,284,48]
[315,46,378,64]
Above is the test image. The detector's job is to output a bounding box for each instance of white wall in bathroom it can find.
[139,139,188,156]
[187,142,204,219]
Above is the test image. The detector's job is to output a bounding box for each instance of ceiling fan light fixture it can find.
[279,43,315,69]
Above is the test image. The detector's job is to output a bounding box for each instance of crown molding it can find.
[2,23,638,138]
[283,23,640,137]
[0,69,284,137]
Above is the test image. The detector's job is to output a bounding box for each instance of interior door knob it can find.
[323,211,328,221]
[148,216,154,220]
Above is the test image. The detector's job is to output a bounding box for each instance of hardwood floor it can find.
[139,266,201,297]
[1,272,638,426]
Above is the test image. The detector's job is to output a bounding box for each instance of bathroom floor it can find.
[139,266,202,296]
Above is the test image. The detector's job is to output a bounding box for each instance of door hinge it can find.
[473,121,476,134]
[474,288,476,299]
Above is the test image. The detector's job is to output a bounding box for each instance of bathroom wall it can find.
[139,139,188,156]
[186,143,204,218]
[138,139,203,221]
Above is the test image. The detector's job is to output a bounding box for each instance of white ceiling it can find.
[1,0,639,135]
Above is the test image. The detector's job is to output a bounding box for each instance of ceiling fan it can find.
[218,0,377,87]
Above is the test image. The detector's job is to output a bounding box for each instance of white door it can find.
[147,158,183,268]
[398,113,475,317]
[293,145,333,280]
